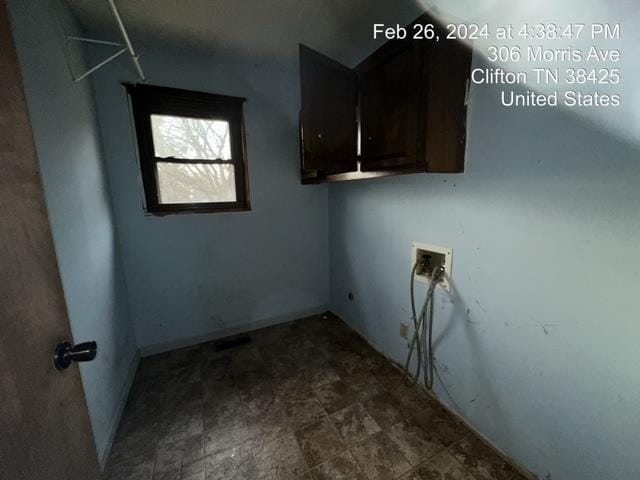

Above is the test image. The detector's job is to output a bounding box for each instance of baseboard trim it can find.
[140,306,328,357]
[330,310,537,480]
[98,350,140,469]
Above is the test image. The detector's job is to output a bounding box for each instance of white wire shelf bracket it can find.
[66,0,145,83]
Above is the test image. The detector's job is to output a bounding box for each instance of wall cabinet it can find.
[299,45,357,179]
[359,39,421,171]
[299,13,472,183]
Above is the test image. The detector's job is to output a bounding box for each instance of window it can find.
[126,84,250,214]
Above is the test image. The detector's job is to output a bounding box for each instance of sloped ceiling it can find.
[65,0,423,66]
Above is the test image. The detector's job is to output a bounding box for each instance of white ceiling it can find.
[65,0,423,66]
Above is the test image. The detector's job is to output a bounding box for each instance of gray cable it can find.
[407,263,422,381]
[425,267,442,389]
[406,262,427,381]
[405,264,445,389]
[406,264,425,379]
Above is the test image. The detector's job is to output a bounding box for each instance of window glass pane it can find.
[156,162,237,204]
[151,114,232,160]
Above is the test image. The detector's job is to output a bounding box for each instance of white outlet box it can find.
[400,323,409,339]
[411,242,453,291]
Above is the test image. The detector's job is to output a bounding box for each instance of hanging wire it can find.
[405,264,445,389]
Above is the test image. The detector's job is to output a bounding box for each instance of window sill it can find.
[143,203,252,216]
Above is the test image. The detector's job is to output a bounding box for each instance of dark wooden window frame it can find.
[125,83,250,215]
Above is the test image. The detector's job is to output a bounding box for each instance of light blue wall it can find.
[329,54,640,480]
[11,2,638,477]
[90,44,329,353]
[7,0,139,466]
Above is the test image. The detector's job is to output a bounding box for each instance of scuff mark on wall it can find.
[474,299,487,313]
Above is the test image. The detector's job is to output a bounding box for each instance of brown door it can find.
[358,39,422,171]
[0,4,100,480]
[299,44,358,178]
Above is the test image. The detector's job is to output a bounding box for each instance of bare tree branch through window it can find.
[151,115,236,203]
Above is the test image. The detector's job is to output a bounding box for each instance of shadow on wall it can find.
[434,280,514,444]
[328,55,640,480]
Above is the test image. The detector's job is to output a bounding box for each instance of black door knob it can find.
[54,341,97,370]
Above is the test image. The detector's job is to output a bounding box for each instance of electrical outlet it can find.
[411,242,453,291]
[400,323,409,339]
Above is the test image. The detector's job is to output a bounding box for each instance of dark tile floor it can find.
[103,313,527,480]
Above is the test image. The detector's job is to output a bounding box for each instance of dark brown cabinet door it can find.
[299,44,357,178]
[358,40,422,171]
[424,33,471,173]
[297,13,471,183]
